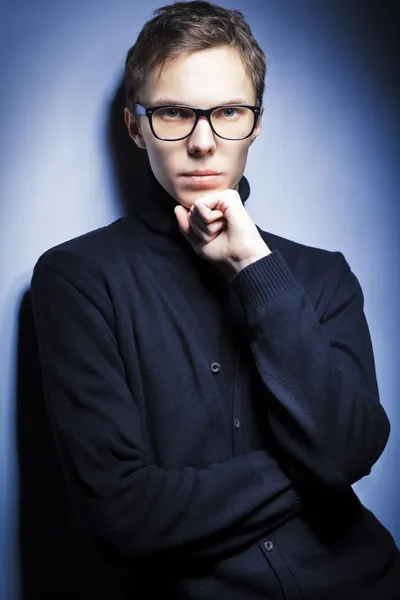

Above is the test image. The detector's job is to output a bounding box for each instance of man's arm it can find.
[30,251,302,565]
[230,249,390,490]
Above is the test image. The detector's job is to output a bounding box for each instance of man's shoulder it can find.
[259,226,335,258]
[259,227,346,270]
[257,226,350,300]
[33,216,133,279]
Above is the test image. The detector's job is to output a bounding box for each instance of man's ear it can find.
[124,107,147,150]
[252,105,264,140]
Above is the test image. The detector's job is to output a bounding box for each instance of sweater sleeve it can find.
[30,252,302,565]
[229,249,390,490]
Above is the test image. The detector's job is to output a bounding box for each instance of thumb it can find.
[174,204,191,235]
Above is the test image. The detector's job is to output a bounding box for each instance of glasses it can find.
[135,103,261,141]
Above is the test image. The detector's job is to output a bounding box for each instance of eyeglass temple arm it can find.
[135,104,147,115]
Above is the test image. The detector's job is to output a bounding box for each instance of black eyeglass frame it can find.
[135,103,262,141]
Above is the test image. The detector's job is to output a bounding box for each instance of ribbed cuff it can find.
[229,250,298,312]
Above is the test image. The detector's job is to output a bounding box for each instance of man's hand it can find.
[174,189,271,278]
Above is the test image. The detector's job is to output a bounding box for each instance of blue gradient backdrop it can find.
[0,1,398,598]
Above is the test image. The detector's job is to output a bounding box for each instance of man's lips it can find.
[181,174,222,189]
[181,170,222,176]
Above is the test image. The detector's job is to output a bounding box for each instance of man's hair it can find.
[124,1,266,117]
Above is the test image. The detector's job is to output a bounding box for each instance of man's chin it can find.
[176,178,234,207]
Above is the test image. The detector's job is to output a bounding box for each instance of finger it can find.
[193,193,221,212]
[190,223,221,244]
[188,209,213,233]
[189,212,225,242]
[195,189,239,214]
[193,201,224,224]
[205,217,225,235]
[190,207,226,233]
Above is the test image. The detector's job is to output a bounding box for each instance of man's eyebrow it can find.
[150,97,251,106]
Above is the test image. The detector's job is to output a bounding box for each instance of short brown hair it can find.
[124,1,266,116]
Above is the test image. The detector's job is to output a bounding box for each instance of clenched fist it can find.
[174,188,271,279]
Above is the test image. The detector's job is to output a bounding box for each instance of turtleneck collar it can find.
[135,166,251,237]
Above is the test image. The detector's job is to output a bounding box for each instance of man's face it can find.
[125,45,263,209]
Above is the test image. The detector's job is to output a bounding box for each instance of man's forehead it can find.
[140,46,255,107]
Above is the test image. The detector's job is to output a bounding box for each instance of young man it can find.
[31,1,400,598]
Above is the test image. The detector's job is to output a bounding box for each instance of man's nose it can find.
[187,116,216,151]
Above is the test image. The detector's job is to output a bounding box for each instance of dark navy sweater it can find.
[30,171,400,599]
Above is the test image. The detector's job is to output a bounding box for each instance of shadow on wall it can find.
[16,80,146,599]
[108,81,153,216]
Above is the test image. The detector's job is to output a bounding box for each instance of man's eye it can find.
[214,107,242,119]
[165,109,180,118]
[158,108,191,119]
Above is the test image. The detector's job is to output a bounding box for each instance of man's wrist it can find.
[231,248,272,276]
